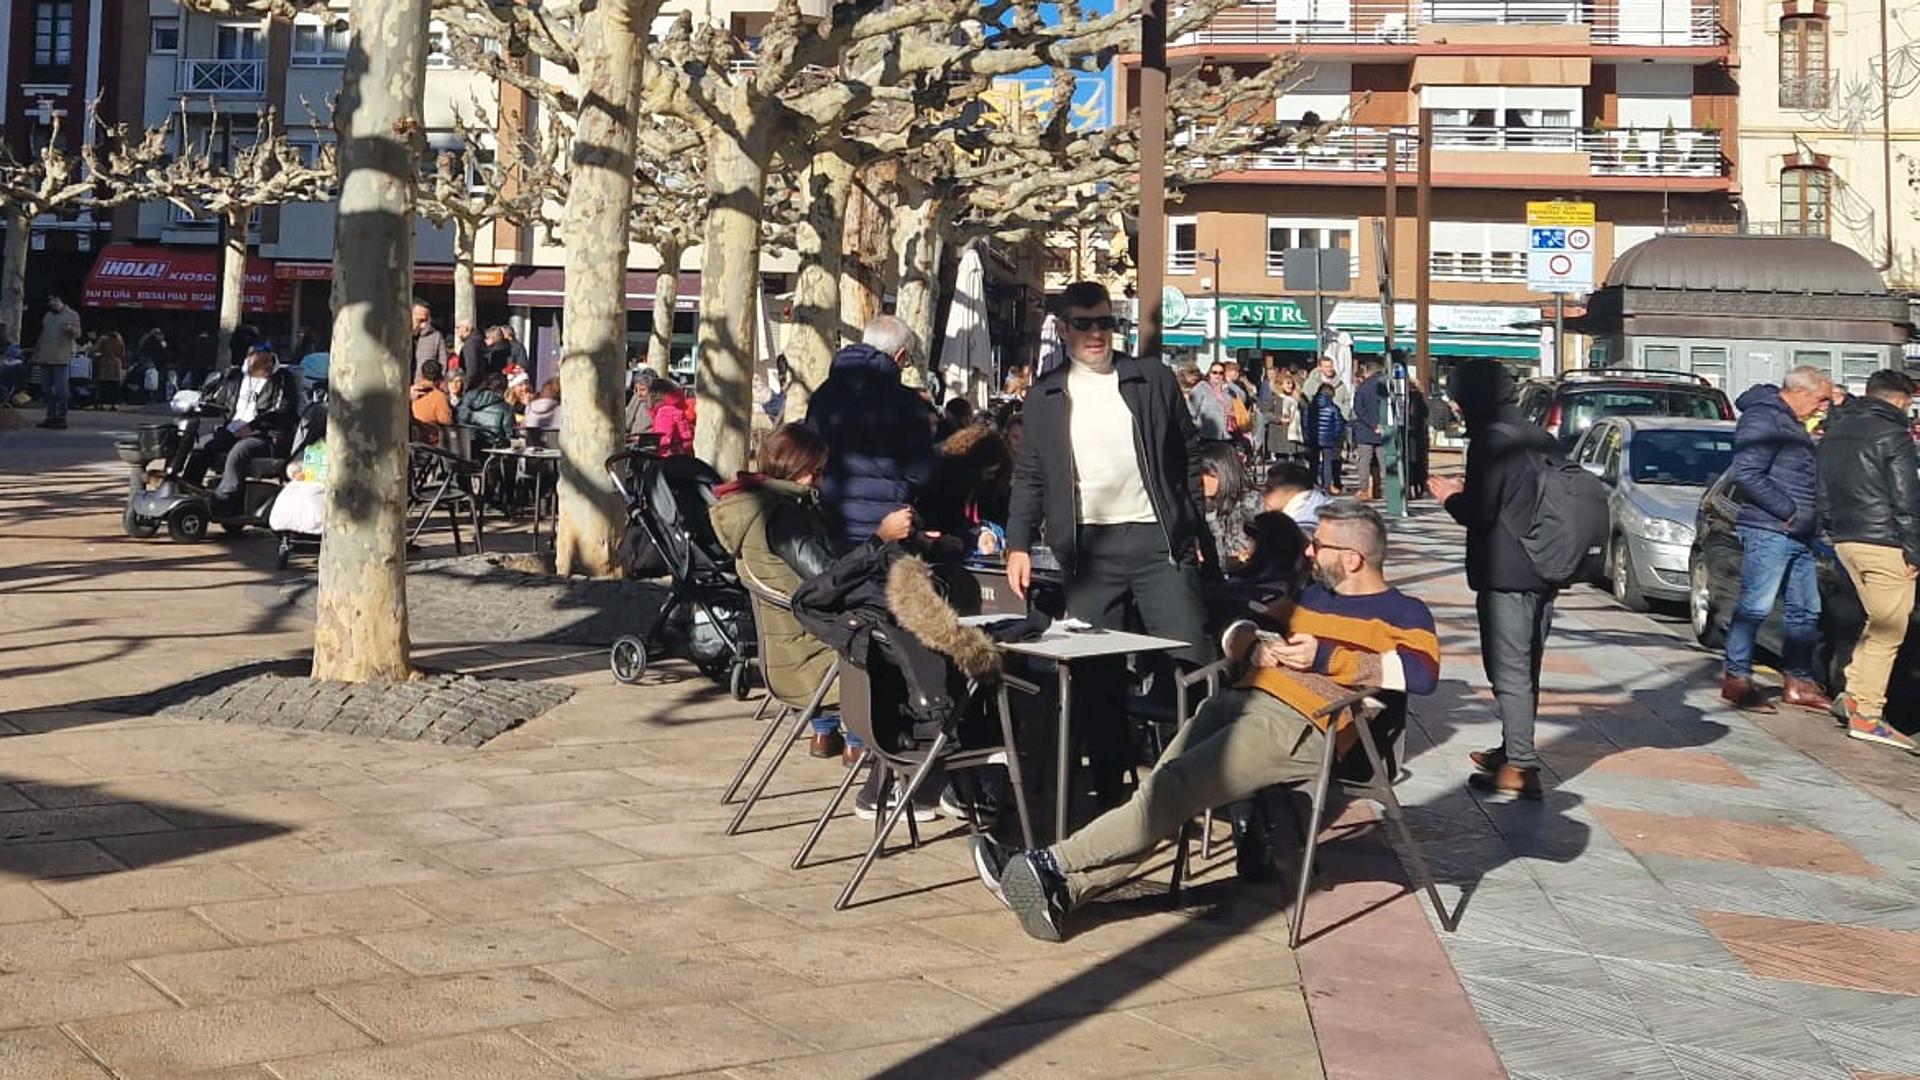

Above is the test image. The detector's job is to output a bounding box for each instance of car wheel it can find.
[1689,551,1724,648]
[1611,538,1649,613]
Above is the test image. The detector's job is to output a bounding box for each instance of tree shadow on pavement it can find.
[0,772,292,881]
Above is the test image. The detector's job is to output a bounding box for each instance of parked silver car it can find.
[1569,416,1737,610]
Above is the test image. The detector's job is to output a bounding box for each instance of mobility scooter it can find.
[114,391,297,542]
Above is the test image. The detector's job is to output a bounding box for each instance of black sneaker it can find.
[939,783,1000,825]
[851,771,939,822]
[1231,811,1277,885]
[36,418,67,429]
[1001,851,1071,942]
[969,833,1012,910]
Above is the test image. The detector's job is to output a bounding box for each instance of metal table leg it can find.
[1054,661,1073,844]
[531,463,546,552]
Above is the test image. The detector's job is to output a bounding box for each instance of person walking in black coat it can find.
[1817,369,1919,747]
[1427,358,1558,799]
[804,315,938,549]
[1722,368,1834,713]
[1006,280,1211,806]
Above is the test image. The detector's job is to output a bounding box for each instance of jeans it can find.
[1834,542,1912,716]
[41,364,69,421]
[1477,589,1555,769]
[1726,526,1820,680]
[1052,688,1321,904]
[1065,523,1211,798]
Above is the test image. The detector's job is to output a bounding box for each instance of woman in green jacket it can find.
[456,372,516,449]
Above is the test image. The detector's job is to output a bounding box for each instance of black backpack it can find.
[1518,449,1609,587]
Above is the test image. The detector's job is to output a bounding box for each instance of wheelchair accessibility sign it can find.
[1525,202,1596,294]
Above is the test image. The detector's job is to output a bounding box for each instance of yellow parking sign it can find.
[1527,201,1596,226]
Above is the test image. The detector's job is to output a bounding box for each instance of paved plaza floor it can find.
[3,409,1919,1080]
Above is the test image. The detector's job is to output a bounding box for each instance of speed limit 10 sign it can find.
[1526,202,1596,294]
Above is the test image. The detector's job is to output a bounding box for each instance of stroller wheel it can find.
[728,662,751,701]
[610,635,649,685]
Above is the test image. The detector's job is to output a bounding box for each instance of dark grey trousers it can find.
[1477,588,1556,769]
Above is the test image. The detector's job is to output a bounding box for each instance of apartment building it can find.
[1733,0,1920,291]
[1118,0,1740,376]
[92,0,808,378]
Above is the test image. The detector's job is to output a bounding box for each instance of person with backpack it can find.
[1427,358,1587,800]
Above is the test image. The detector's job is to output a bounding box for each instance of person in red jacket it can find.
[650,378,695,456]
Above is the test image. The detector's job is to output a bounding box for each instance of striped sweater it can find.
[1245,584,1440,755]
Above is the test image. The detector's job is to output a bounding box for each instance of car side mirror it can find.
[1581,461,1606,479]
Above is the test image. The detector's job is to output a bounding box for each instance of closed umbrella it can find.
[1037,312,1065,380]
[940,245,993,409]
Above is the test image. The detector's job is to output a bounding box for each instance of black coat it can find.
[1818,395,1920,567]
[205,365,302,453]
[1006,355,1205,575]
[1444,403,1557,593]
[804,344,938,549]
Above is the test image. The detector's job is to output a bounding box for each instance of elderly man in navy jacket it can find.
[805,315,936,549]
[1722,366,1835,712]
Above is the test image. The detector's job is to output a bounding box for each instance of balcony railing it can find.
[1220,124,1724,178]
[1168,251,1200,274]
[176,58,265,95]
[1431,251,1527,281]
[1174,0,1723,46]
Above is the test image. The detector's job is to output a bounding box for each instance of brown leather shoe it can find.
[1468,746,1508,774]
[1720,675,1775,713]
[842,743,863,768]
[808,730,845,759]
[1467,764,1542,800]
[1782,676,1833,713]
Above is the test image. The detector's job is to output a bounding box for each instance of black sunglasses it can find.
[1068,315,1119,332]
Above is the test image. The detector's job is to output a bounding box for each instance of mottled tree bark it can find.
[693,125,769,474]
[647,239,682,375]
[452,215,477,339]
[782,147,852,424]
[553,0,645,577]
[892,191,946,373]
[0,207,28,347]
[217,206,248,367]
[311,0,430,683]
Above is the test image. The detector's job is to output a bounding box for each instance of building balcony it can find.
[176,58,266,97]
[1216,125,1725,179]
[1173,0,1723,48]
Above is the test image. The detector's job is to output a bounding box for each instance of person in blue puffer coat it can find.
[1308,380,1348,493]
[804,315,939,549]
[1722,369,1835,713]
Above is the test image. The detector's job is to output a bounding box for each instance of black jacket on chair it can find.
[1006,355,1206,575]
[1818,395,1920,568]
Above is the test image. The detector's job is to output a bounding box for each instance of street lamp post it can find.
[1201,250,1223,367]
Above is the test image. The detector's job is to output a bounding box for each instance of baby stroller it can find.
[604,448,757,698]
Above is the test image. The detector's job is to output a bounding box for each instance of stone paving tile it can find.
[292,811,498,853]
[0,882,67,924]
[90,825,316,870]
[450,798,653,837]
[520,1001,816,1079]
[1127,987,1321,1070]
[396,869,635,922]
[191,887,437,945]
[317,966,606,1042]
[0,802,178,844]
[728,925,991,986]
[266,1031,580,1080]
[542,947,814,1010]
[1594,807,1884,878]
[0,910,233,970]
[556,894,808,951]
[66,995,374,1078]
[0,1027,113,1079]
[722,1038,1003,1080]
[34,863,278,916]
[1807,1019,1920,1076]
[431,832,642,876]
[0,963,176,1030]
[583,853,798,902]
[130,936,402,1005]
[239,848,463,894]
[923,955,1194,1025]
[356,915,616,976]
[937,1012,1224,1080]
[737,976,995,1052]
[0,838,128,878]
[1696,910,1920,996]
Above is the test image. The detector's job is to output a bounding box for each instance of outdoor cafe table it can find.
[964,617,1189,843]
[482,446,561,551]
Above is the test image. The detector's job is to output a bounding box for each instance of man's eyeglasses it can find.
[1067,315,1119,332]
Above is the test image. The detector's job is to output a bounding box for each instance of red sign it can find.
[83,243,286,313]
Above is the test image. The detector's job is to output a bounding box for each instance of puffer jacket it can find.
[804,343,937,548]
[1730,384,1818,540]
[1818,395,1920,567]
[456,390,515,449]
[709,476,840,707]
[1309,386,1346,449]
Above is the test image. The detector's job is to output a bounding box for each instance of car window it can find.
[1629,429,1734,486]
[1562,388,1727,436]
[1572,424,1604,464]
[1598,426,1623,481]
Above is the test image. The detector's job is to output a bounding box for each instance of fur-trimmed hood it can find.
[885,556,1000,680]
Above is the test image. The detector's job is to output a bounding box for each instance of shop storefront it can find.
[504,268,705,385]
[1150,289,1545,374]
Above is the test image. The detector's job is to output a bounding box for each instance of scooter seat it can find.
[249,457,289,480]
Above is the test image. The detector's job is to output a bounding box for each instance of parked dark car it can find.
[1570,416,1736,611]
[1517,369,1735,447]
[1689,472,1920,727]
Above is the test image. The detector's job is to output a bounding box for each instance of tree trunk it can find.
[452,215,477,341]
[646,240,682,375]
[0,206,29,348]
[892,191,946,377]
[311,0,430,683]
[782,147,852,423]
[693,121,769,474]
[552,0,644,578]
[217,206,248,368]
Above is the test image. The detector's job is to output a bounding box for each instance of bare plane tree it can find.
[0,117,100,346]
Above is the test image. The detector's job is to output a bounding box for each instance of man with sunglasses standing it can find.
[1007,281,1211,809]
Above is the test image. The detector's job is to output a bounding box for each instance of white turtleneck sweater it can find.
[1066,359,1156,525]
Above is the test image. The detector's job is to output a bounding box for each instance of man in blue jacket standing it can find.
[1350,359,1387,500]
[1723,366,1834,712]
[805,315,937,549]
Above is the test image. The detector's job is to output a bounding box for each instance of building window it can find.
[427,21,455,67]
[1429,222,1529,282]
[32,2,74,73]
[1780,165,1831,236]
[1780,15,1829,108]
[1642,345,1681,369]
[1689,346,1729,386]
[1265,217,1355,276]
[292,16,350,66]
[215,23,264,60]
[1168,216,1198,275]
[150,16,180,53]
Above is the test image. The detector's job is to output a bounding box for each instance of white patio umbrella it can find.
[1037,311,1065,380]
[940,245,993,409]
